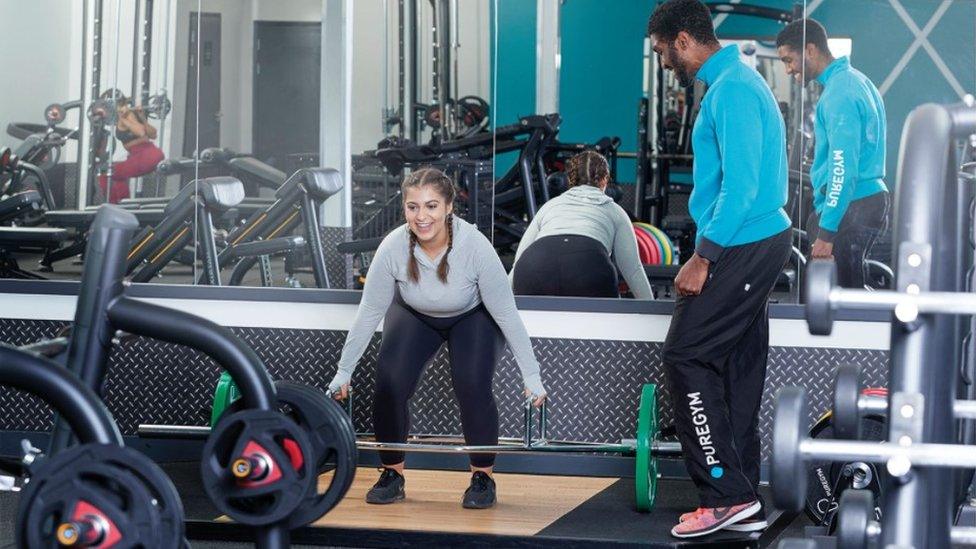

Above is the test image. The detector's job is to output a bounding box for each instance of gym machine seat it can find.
[45,208,168,232]
[0,226,69,247]
[199,175,247,212]
[0,226,70,278]
[0,190,42,224]
[227,156,287,190]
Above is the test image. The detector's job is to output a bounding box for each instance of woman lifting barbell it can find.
[328,167,547,509]
[510,150,653,299]
[97,89,165,203]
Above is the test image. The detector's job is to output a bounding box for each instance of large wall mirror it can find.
[0,0,196,284]
[3,1,974,305]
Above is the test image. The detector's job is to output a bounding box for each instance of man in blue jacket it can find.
[777,19,889,288]
[648,0,792,538]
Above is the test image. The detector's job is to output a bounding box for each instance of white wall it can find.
[351,0,492,153]
[0,0,492,174]
[167,0,320,159]
[0,0,84,160]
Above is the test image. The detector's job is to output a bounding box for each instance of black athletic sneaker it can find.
[462,471,496,509]
[365,468,405,504]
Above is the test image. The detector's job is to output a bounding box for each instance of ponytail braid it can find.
[407,229,421,283]
[436,213,454,283]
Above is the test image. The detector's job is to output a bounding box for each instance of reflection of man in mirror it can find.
[98,89,166,204]
[777,19,889,289]
[648,0,792,538]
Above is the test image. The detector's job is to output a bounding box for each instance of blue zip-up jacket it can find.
[691,45,791,262]
[811,56,888,239]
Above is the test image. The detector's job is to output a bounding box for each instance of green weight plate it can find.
[635,383,658,512]
[209,371,240,427]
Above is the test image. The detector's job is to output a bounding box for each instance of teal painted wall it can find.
[803,0,976,184]
[558,0,650,183]
[492,0,538,174]
[495,0,976,188]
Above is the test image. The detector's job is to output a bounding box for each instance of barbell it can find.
[204,382,683,513]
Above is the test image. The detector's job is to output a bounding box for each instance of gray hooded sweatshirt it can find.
[511,185,653,300]
[329,217,545,397]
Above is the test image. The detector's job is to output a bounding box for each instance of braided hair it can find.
[403,167,457,284]
[565,150,610,188]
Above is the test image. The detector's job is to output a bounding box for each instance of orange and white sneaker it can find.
[723,517,769,532]
[670,500,761,538]
[679,508,705,522]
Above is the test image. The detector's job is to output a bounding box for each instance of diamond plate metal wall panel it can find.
[320,226,352,289]
[0,319,72,431]
[0,318,888,460]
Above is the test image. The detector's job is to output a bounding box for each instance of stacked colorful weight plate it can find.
[632,223,675,265]
[633,225,660,265]
[635,223,675,266]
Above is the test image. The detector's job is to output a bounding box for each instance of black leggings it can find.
[373,298,503,467]
[512,235,619,297]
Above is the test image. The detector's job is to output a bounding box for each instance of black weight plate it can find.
[17,444,179,549]
[201,409,316,526]
[88,443,186,547]
[806,260,837,336]
[222,381,358,528]
[833,364,863,440]
[273,382,358,529]
[773,387,808,512]
[805,413,885,527]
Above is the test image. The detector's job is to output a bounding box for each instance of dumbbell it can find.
[833,364,976,440]
[835,491,976,548]
[835,489,879,549]
[832,365,887,439]
[805,259,976,336]
[772,387,976,512]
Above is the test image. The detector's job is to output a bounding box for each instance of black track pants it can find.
[807,191,889,289]
[373,298,503,467]
[663,229,791,507]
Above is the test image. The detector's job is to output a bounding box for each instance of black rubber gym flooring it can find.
[0,459,800,548]
[169,461,786,548]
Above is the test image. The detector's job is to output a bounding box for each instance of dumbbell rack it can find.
[776,99,976,549]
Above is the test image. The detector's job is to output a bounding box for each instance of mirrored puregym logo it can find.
[827,149,845,208]
[688,392,724,479]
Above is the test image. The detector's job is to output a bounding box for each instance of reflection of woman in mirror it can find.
[98,89,165,203]
[775,19,889,289]
[328,167,546,510]
[510,151,653,299]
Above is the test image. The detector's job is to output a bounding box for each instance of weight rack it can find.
[775,98,976,548]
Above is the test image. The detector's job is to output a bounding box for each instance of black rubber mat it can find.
[0,491,18,548]
[537,478,766,548]
[161,460,224,520]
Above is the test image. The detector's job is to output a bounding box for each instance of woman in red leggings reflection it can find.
[98,90,165,203]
